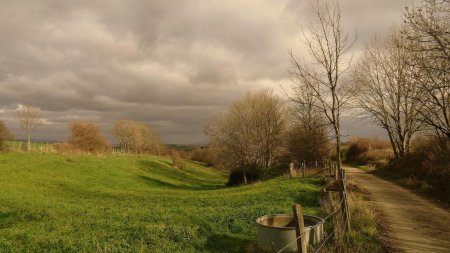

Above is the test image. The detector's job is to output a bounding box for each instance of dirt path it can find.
[345,166,450,253]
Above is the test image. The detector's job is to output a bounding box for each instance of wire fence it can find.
[276,197,345,253]
[313,230,335,253]
[277,159,350,253]
[289,159,343,179]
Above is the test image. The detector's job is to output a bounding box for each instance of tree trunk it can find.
[27,132,31,151]
[335,127,342,170]
[242,167,248,184]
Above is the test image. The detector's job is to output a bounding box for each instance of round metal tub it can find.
[255,214,324,252]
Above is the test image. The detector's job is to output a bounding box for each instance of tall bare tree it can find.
[16,105,43,151]
[352,32,424,159]
[402,0,450,139]
[206,89,286,184]
[289,0,356,169]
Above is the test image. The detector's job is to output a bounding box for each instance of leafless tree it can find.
[112,120,161,154]
[352,32,424,159]
[289,0,356,169]
[16,105,44,151]
[206,89,286,184]
[402,0,450,139]
[287,84,330,164]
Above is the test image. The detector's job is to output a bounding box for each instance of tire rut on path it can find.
[345,166,450,253]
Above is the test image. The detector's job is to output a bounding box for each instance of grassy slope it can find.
[0,153,321,253]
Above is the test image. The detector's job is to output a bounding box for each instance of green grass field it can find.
[0,153,321,252]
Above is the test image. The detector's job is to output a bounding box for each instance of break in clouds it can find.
[0,0,410,144]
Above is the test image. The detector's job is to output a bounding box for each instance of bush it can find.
[286,122,330,165]
[190,146,219,167]
[0,121,14,151]
[112,120,162,154]
[346,137,392,165]
[67,121,110,154]
[53,143,77,154]
[386,136,450,203]
[226,164,262,186]
[170,150,186,169]
[226,163,289,186]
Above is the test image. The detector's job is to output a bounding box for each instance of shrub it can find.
[112,120,162,154]
[170,150,186,169]
[226,164,262,186]
[226,163,289,186]
[0,121,14,151]
[190,147,218,166]
[53,143,77,154]
[286,123,330,165]
[68,121,110,153]
[387,136,450,202]
[346,137,392,165]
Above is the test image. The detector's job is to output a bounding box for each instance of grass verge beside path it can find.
[0,153,322,252]
[345,180,400,252]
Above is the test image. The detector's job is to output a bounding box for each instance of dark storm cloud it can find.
[0,0,411,143]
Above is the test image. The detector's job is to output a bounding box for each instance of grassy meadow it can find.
[0,153,321,252]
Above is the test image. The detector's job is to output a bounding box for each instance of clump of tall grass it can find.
[317,179,390,252]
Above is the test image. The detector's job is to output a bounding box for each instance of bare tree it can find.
[352,32,424,159]
[206,89,286,184]
[289,0,356,169]
[112,120,161,154]
[402,0,450,139]
[287,84,330,164]
[16,105,44,151]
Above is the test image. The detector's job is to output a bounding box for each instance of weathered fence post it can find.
[289,162,295,179]
[331,200,342,253]
[293,204,307,253]
[302,161,306,177]
[328,161,332,177]
[338,180,350,232]
[334,163,339,180]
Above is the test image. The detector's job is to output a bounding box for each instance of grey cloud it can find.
[0,0,409,143]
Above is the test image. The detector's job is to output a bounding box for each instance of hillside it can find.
[0,153,321,252]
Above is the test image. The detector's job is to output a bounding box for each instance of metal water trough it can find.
[256,214,324,252]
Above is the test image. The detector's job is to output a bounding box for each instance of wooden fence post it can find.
[338,180,350,232]
[302,161,305,177]
[331,200,343,253]
[293,204,307,253]
[329,161,332,177]
[334,163,339,180]
[289,162,295,179]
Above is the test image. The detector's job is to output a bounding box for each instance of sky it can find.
[0,0,413,144]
